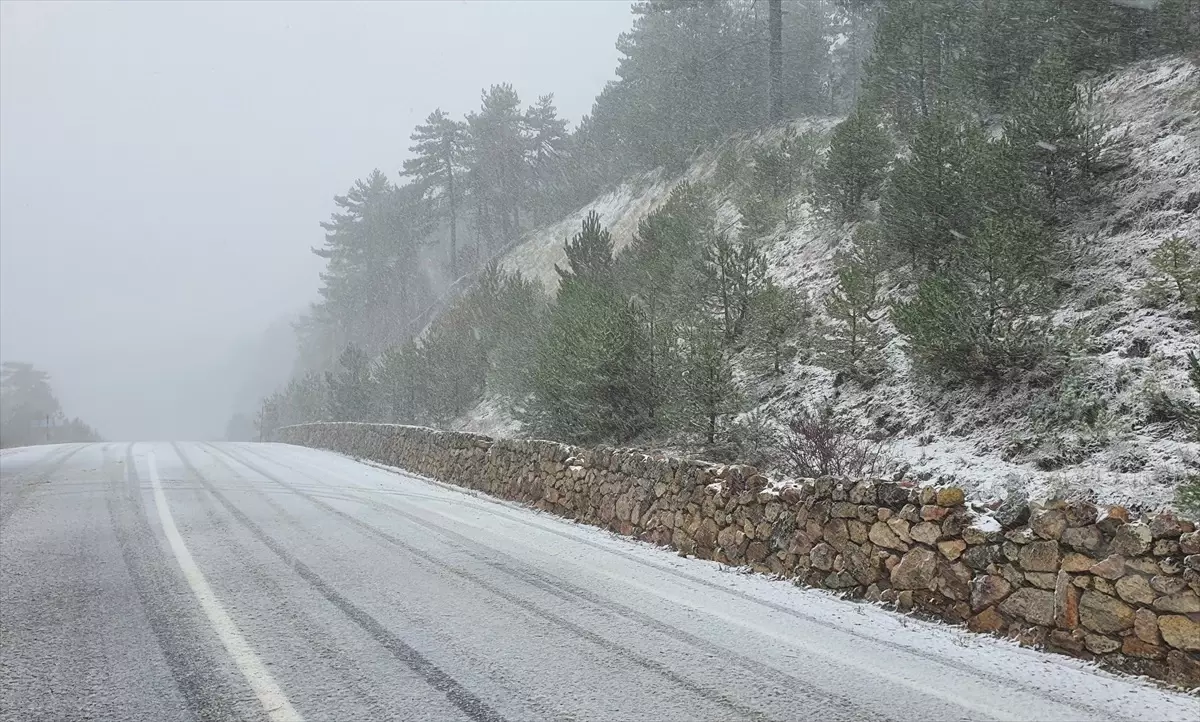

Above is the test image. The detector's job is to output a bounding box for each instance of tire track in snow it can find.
[245,442,1148,722]
[202,443,788,722]
[105,444,257,722]
[170,443,508,722]
[0,444,84,532]
[169,445,456,722]
[188,443,577,722]
[217,443,902,722]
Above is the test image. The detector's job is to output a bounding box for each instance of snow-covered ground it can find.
[454,56,1200,512]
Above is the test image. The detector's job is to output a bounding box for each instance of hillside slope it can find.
[454,56,1200,511]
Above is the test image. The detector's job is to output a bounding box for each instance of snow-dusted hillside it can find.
[455,56,1200,512]
[498,118,842,292]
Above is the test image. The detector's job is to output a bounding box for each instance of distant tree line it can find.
[261,0,1199,460]
[1,362,102,448]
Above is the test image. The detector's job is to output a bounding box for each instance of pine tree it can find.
[894,210,1058,380]
[421,306,488,424]
[747,281,808,377]
[862,0,973,131]
[466,84,526,252]
[0,362,102,445]
[887,115,1058,381]
[273,372,328,427]
[679,320,741,445]
[256,395,280,441]
[751,143,790,201]
[311,170,427,350]
[325,345,377,421]
[376,342,423,423]
[0,362,63,447]
[556,210,614,285]
[1144,236,1200,317]
[454,263,546,400]
[531,212,651,441]
[623,184,711,301]
[699,233,768,342]
[402,110,468,278]
[819,224,889,380]
[815,107,893,220]
[1149,0,1200,55]
[965,0,1056,110]
[880,109,1024,271]
[530,282,651,442]
[1004,51,1086,208]
[523,94,569,223]
[738,192,778,240]
[620,183,713,424]
[487,270,546,399]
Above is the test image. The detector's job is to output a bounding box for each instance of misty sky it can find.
[0,0,634,440]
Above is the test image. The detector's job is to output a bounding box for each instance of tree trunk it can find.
[445,142,458,280]
[768,0,784,123]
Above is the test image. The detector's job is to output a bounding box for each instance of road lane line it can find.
[143,446,302,722]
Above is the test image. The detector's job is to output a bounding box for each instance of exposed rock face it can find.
[1060,553,1095,572]
[1061,526,1104,554]
[275,422,1200,689]
[936,487,965,507]
[1089,555,1127,580]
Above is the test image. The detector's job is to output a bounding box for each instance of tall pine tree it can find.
[523,94,569,223]
[402,109,468,278]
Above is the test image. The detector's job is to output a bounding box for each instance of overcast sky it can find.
[0,0,634,440]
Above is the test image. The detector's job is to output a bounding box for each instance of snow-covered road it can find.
[1,442,1195,721]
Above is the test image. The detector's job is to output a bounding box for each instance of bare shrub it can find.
[780,406,890,478]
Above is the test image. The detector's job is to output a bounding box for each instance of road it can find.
[0,442,1195,722]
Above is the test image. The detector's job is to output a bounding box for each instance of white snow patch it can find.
[970,514,1002,534]
[448,395,523,438]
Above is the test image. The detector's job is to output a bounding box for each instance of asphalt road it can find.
[1,442,1195,722]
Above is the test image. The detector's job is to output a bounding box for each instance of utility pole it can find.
[768,0,784,123]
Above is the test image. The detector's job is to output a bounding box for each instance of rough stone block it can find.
[1079,591,1135,634]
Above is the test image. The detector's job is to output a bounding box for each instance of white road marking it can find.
[140,446,303,722]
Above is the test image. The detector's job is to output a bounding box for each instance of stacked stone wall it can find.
[274,422,1200,688]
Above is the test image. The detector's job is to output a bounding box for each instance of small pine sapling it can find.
[818,224,889,381]
[1142,236,1200,317]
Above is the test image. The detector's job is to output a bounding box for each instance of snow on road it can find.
[233,442,1197,721]
[1,441,1196,721]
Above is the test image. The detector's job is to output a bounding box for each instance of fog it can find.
[0,0,633,440]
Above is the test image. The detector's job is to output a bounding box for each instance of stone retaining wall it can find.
[274,422,1200,688]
